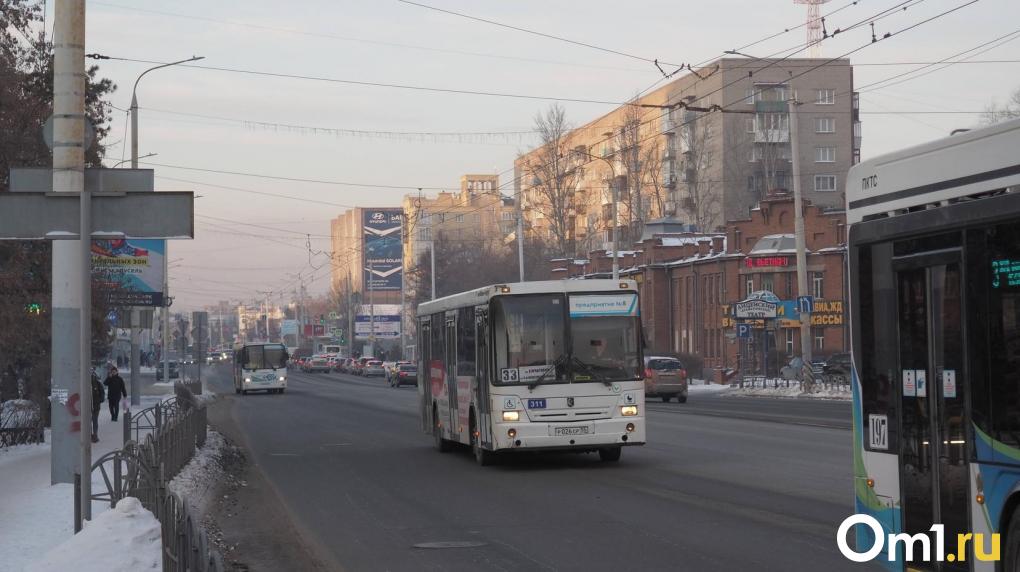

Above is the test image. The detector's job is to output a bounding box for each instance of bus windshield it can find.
[241,344,288,370]
[491,292,641,385]
[568,293,641,382]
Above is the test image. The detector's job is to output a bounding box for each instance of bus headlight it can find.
[502,411,520,422]
[278,376,286,382]
[620,405,638,416]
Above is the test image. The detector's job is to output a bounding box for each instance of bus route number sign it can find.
[500,368,519,383]
[869,414,889,450]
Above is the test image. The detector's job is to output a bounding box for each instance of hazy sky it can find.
[46,0,1020,310]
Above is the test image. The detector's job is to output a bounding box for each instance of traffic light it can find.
[319,314,325,325]
[25,302,42,315]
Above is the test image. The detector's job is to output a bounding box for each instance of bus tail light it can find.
[621,405,638,416]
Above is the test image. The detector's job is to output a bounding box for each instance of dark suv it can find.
[823,353,852,376]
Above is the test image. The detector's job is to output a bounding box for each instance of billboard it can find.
[355,304,401,339]
[91,239,165,307]
[362,208,402,291]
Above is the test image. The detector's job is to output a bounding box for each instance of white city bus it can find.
[847,118,1020,570]
[233,342,289,395]
[417,279,646,465]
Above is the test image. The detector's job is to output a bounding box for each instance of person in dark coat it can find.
[103,366,128,422]
[91,369,104,443]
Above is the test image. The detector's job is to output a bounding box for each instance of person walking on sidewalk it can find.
[91,368,105,443]
[103,366,128,422]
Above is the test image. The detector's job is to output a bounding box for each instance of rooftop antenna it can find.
[793,0,832,58]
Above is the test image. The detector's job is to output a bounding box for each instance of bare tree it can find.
[523,104,584,258]
[677,110,723,231]
[618,104,645,243]
[640,139,668,218]
[982,85,1020,125]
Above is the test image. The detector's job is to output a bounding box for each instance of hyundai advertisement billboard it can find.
[362,208,402,291]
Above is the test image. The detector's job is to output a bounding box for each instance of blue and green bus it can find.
[847,117,1020,570]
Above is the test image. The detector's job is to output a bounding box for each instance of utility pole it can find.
[516,193,525,282]
[368,260,375,357]
[429,238,436,300]
[789,99,815,392]
[611,176,621,281]
[347,271,354,358]
[50,0,88,521]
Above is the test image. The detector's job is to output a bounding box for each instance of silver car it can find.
[362,360,386,378]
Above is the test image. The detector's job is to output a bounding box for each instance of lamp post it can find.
[129,55,203,389]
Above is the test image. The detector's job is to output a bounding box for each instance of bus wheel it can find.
[1006,509,1020,572]
[598,447,622,462]
[470,415,493,466]
[433,406,452,453]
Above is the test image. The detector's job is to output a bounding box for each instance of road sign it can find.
[737,323,752,338]
[734,299,778,319]
[797,296,814,314]
[328,311,338,320]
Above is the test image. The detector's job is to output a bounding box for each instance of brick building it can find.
[546,194,847,380]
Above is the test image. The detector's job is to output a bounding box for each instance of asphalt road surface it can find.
[203,365,864,571]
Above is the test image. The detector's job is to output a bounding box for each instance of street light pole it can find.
[128,55,203,397]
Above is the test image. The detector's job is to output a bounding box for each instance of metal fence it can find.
[91,382,221,571]
[738,374,850,392]
[0,400,46,448]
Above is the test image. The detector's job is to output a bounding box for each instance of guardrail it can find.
[92,382,221,571]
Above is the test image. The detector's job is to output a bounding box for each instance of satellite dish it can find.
[42,114,96,151]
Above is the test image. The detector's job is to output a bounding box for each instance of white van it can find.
[234,343,289,395]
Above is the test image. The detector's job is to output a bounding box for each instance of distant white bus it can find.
[417,279,646,465]
[233,342,289,395]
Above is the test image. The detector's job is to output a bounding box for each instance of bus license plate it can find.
[553,425,592,436]
[527,399,546,409]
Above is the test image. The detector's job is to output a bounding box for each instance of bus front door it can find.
[895,257,967,569]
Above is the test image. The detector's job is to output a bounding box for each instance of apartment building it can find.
[515,57,858,256]
[402,174,514,278]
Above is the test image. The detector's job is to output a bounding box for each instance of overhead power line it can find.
[143,162,445,191]
[88,54,634,106]
[91,1,653,74]
[396,0,681,68]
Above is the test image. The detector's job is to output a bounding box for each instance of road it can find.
[203,364,862,571]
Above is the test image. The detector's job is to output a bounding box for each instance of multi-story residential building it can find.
[515,57,858,256]
[402,173,514,284]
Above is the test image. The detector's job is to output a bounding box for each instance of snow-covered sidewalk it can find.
[0,395,171,571]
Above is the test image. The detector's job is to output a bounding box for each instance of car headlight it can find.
[620,405,638,417]
[278,376,285,382]
[244,377,252,383]
[502,411,520,422]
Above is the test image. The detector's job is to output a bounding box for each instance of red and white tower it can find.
[794,0,832,58]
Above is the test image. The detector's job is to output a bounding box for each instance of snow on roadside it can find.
[25,497,161,572]
[728,385,851,401]
[168,429,231,515]
[688,383,733,395]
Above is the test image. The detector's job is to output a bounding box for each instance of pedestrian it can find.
[103,366,127,422]
[90,368,104,443]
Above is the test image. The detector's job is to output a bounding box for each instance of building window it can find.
[812,272,824,299]
[785,329,794,354]
[814,328,825,351]
[815,175,837,191]
[745,87,755,105]
[815,147,836,163]
[786,274,794,298]
[746,277,754,296]
[455,214,464,223]
[745,117,755,133]
[815,117,835,133]
[816,89,835,105]
[761,274,774,293]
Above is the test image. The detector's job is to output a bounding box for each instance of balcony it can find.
[754,128,789,144]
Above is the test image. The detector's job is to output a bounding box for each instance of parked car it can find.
[390,363,418,387]
[302,355,331,373]
[642,356,687,403]
[155,361,180,381]
[362,360,386,378]
[823,352,852,376]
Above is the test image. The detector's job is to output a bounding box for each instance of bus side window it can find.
[857,242,900,452]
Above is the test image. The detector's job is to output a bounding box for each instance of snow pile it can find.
[1,399,41,429]
[169,429,230,513]
[729,385,851,401]
[26,497,161,572]
[688,383,733,396]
